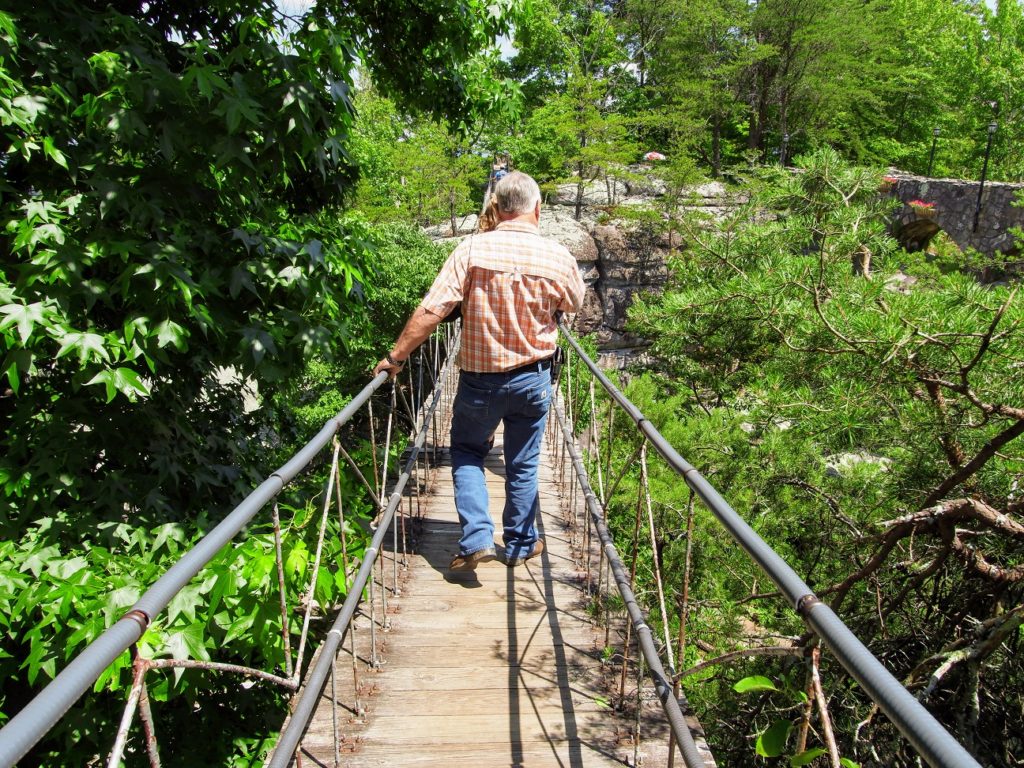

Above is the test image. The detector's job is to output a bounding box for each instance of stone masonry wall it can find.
[889,173,1024,257]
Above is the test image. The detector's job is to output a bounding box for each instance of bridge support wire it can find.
[0,374,399,768]
[267,329,461,768]
[0,325,460,768]
[557,323,982,768]
[550,395,709,768]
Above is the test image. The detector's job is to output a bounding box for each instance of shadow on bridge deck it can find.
[292,419,715,767]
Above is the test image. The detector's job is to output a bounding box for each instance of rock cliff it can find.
[543,178,735,349]
[427,174,739,352]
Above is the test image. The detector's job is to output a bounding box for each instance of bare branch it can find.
[145,659,297,690]
[904,603,1024,697]
[962,284,1019,379]
[810,646,842,768]
[921,419,1024,508]
[676,646,805,680]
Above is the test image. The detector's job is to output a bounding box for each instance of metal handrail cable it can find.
[551,396,708,768]
[268,336,459,765]
[557,323,982,768]
[0,371,391,768]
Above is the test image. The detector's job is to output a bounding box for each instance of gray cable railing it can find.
[551,323,981,768]
[265,333,462,766]
[548,393,710,768]
[0,326,461,768]
[263,171,499,766]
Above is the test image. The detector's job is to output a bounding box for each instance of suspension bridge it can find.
[0,167,988,767]
[278,365,715,767]
[0,322,985,767]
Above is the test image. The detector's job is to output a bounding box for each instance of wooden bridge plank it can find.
[292,418,715,767]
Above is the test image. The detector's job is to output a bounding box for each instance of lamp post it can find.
[780,133,790,166]
[973,121,997,233]
[927,127,940,176]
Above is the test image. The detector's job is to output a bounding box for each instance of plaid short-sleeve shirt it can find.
[421,220,585,373]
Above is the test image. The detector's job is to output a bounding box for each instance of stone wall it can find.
[888,173,1024,257]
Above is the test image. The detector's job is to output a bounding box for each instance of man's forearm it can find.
[390,305,444,360]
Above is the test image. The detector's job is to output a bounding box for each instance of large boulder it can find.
[421,213,478,239]
[592,224,628,260]
[592,225,669,284]
[599,284,634,332]
[539,207,598,263]
[552,181,611,208]
[686,181,729,204]
[573,286,605,335]
[624,171,666,198]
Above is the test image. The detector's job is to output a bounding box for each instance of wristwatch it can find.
[385,352,405,367]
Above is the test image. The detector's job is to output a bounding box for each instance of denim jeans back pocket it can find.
[456,375,494,420]
[520,378,551,418]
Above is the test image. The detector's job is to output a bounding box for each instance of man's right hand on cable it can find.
[372,352,405,379]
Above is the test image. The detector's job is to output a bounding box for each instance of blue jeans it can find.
[450,364,552,559]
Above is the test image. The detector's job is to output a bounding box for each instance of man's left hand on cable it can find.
[372,307,445,380]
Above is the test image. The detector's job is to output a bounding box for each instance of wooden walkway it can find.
[294,412,714,767]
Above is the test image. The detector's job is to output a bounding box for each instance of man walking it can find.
[373,171,585,571]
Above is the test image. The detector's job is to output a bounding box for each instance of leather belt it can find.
[465,357,553,377]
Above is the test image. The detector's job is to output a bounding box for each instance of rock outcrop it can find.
[544,176,736,348]
[427,172,742,350]
[424,168,1021,355]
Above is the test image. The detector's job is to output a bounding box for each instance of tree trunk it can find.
[575,159,585,221]
[449,187,457,236]
[779,103,789,165]
[749,86,770,155]
[712,111,722,177]
[852,245,872,279]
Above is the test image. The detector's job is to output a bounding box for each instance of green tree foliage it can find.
[873,0,1024,179]
[0,212,442,765]
[350,70,522,229]
[0,0,517,762]
[523,0,1024,180]
[644,0,745,175]
[270,220,447,442]
[391,121,488,231]
[509,0,639,214]
[625,148,1023,765]
[0,496,371,765]
[0,0,512,530]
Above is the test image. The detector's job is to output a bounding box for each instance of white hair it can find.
[494,171,541,215]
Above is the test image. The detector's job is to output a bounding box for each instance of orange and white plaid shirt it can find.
[421,220,585,373]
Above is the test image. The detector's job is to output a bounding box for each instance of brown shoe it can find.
[505,539,544,567]
[449,548,496,572]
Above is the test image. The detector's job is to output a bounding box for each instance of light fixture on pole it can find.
[927,127,940,176]
[973,121,997,233]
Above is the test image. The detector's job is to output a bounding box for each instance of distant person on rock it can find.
[374,171,585,571]
[492,156,509,182]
